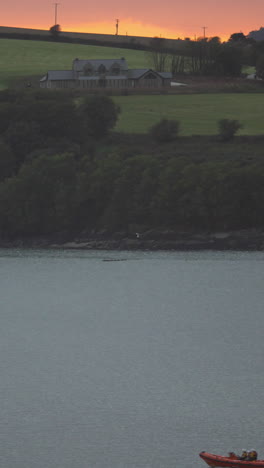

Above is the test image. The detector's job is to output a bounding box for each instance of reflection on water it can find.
[1,249,264,468]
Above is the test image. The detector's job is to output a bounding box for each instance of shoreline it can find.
[1,229,264,251]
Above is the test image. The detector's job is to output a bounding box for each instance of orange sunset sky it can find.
[1,0,264,41]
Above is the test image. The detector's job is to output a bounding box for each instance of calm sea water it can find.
[1,249,264,468]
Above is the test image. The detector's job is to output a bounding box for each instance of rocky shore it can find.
[1,229,264,251]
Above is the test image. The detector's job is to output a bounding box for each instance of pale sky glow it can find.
[1,0,264,40]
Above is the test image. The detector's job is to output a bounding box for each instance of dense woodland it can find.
[148,34,264,77]
[0,89,264,240]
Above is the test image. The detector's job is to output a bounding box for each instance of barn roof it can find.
[128,69,150,78]
[128,69,172,79]
[47,70,75,80]
[158,72,173,78]
[72,58,128,72]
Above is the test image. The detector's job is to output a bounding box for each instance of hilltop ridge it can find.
[0,25,183,51]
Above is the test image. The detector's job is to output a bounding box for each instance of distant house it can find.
[40,58,172,89]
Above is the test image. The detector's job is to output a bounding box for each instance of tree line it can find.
[148,34,264,77]
[0,89,264,239]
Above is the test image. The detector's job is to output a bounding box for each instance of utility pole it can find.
[115,19,119,35]
[53,3,60,25]
[202,26,207,38]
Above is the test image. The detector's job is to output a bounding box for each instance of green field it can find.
[0,38,148,88]
[114,94,264,135]
[0,38,263,135]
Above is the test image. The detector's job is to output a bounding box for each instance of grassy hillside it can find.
[1,38,263,136]
[114,94,264,135]
[0,38,148,88]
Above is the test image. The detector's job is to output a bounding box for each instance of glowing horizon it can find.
[0,19,241,43]
[1,0,263,42]
[62,20,191,40]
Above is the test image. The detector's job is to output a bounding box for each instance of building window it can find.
[83,63,93,76]
[98,64,106,74]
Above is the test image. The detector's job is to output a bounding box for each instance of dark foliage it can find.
[218,119,243,141]
[256,54,264,79]
[248,27,264,42]
[0,140,16,181]
[4,120,44,166]
[0,90,264,239]
[228,32,247,43]
[215,45,243,76]
[77,95,120,138]
[49,24,61,41]
[149,119,180,142]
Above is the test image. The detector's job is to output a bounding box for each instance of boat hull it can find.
[199,452,264,468]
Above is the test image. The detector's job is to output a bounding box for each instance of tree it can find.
[78,95,120,138]
[19,99,79,140]
[149,119,180,142]
[248,27,264,41]
[218,119,243,141]
[185,37,220,75]
[256,54,264,79]
[148,37,169,72]
[0,140,16,181]
[0,153,80,236]
[4,121,43,167]
[228,32,247,42]
[170,53,186,74]
[49,24,61,40]
[215,44,243,76]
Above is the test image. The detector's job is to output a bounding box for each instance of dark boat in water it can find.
[200,452,264,468]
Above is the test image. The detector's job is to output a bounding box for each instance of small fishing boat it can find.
[199,452,264,468]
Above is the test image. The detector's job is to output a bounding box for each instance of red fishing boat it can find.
[199,452,264,468]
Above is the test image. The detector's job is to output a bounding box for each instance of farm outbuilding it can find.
[40,58,172,89]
